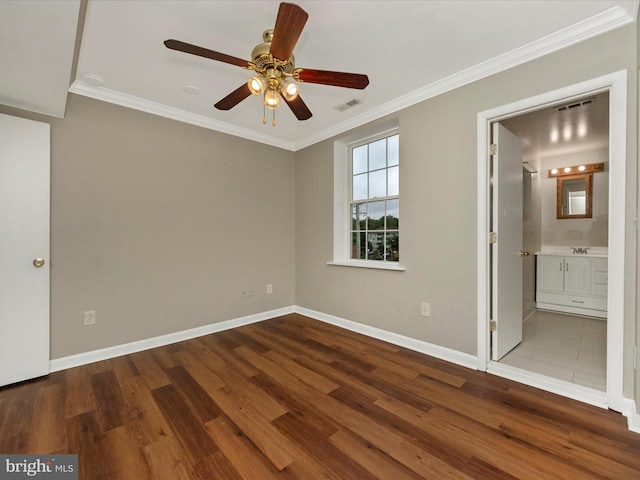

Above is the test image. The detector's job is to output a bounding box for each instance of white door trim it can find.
[476,70,627,412]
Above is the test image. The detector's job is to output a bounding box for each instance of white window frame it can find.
[328,119,405,271]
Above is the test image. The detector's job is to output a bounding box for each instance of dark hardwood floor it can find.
[1,313,639,479]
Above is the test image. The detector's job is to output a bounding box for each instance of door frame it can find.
[476,70,627,412]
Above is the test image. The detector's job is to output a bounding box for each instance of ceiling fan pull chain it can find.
[263,103,267,124]
[272,108,276,127]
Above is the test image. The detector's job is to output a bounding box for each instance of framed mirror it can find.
[556,173,592,219]
[549,162,603,220]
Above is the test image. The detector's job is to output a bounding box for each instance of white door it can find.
[491,122,523,361]
[0,114,50,387]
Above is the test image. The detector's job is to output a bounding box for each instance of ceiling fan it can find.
[164,2,369,126]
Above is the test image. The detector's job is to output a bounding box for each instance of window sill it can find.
[327,260,406,271]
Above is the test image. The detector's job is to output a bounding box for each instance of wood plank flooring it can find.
[1,313,639,479]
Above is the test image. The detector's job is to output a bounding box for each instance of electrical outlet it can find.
[267,284,273,294]
[241,288,254,298]
[84,310,96,326]
[420,303,430,317]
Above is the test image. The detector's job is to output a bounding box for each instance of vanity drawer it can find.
[592,284,608,297]
[592,257,608,273]
[593,271,608,284]
[591,257,608,297]
[537,291,607,312]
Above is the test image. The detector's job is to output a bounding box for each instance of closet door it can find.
[0,113,50,387]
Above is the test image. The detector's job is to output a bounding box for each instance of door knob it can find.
[519,251,530,257]
[33,258,45,268]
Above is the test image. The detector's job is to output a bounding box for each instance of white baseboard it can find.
[49,306,295,372]
[48,305,640,436]
[50,304,477,373]
[623,398,640,433]
[295,306,478,370]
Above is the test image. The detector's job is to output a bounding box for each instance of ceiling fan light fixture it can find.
[248,76,267,95]
[279,78,299,101]
[165,3,368,125]
[264,88,280,109]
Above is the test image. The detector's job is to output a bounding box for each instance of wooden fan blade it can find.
[214,84,252,110]
[283,94,312,121]
[164,39,250,68]
[269,2,308,61]
[297,69,369,89]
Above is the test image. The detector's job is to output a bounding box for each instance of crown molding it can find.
[69,5,635,152]
[292,5,636,150]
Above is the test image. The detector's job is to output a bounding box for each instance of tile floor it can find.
[499,310,607,391]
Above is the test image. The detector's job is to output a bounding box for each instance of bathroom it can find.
[498,91,609,391]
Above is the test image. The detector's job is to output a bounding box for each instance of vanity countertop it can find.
[535,246,608,258]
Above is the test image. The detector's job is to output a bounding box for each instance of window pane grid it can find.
[349,132,399,262]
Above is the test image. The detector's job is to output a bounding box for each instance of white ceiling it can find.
[1,1,637,151]
[0,0,80,117]
[502,91,610,161]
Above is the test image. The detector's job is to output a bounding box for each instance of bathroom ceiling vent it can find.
[555,97,595,112]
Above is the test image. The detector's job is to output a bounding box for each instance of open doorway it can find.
[497,91,609,391]
[476,71,627,411]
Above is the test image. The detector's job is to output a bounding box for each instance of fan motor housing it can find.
[251,29,295,75]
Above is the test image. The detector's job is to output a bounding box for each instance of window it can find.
[330,119,403,271]
[350,133,399,262]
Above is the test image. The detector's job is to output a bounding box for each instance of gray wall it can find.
[295,23,637,383]
[523,168,539,320]
[1,94,296,358]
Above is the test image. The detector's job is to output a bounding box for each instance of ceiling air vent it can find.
[555,97,595,112]
[335,99,361,112]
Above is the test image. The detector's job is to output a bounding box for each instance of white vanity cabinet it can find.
[536,254,607,318]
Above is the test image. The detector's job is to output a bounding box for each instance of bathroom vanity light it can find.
[548,162,603,177]
[548,162,604,220]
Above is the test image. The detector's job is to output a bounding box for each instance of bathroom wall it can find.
[540,148,609,247]
[523,161,541,319]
